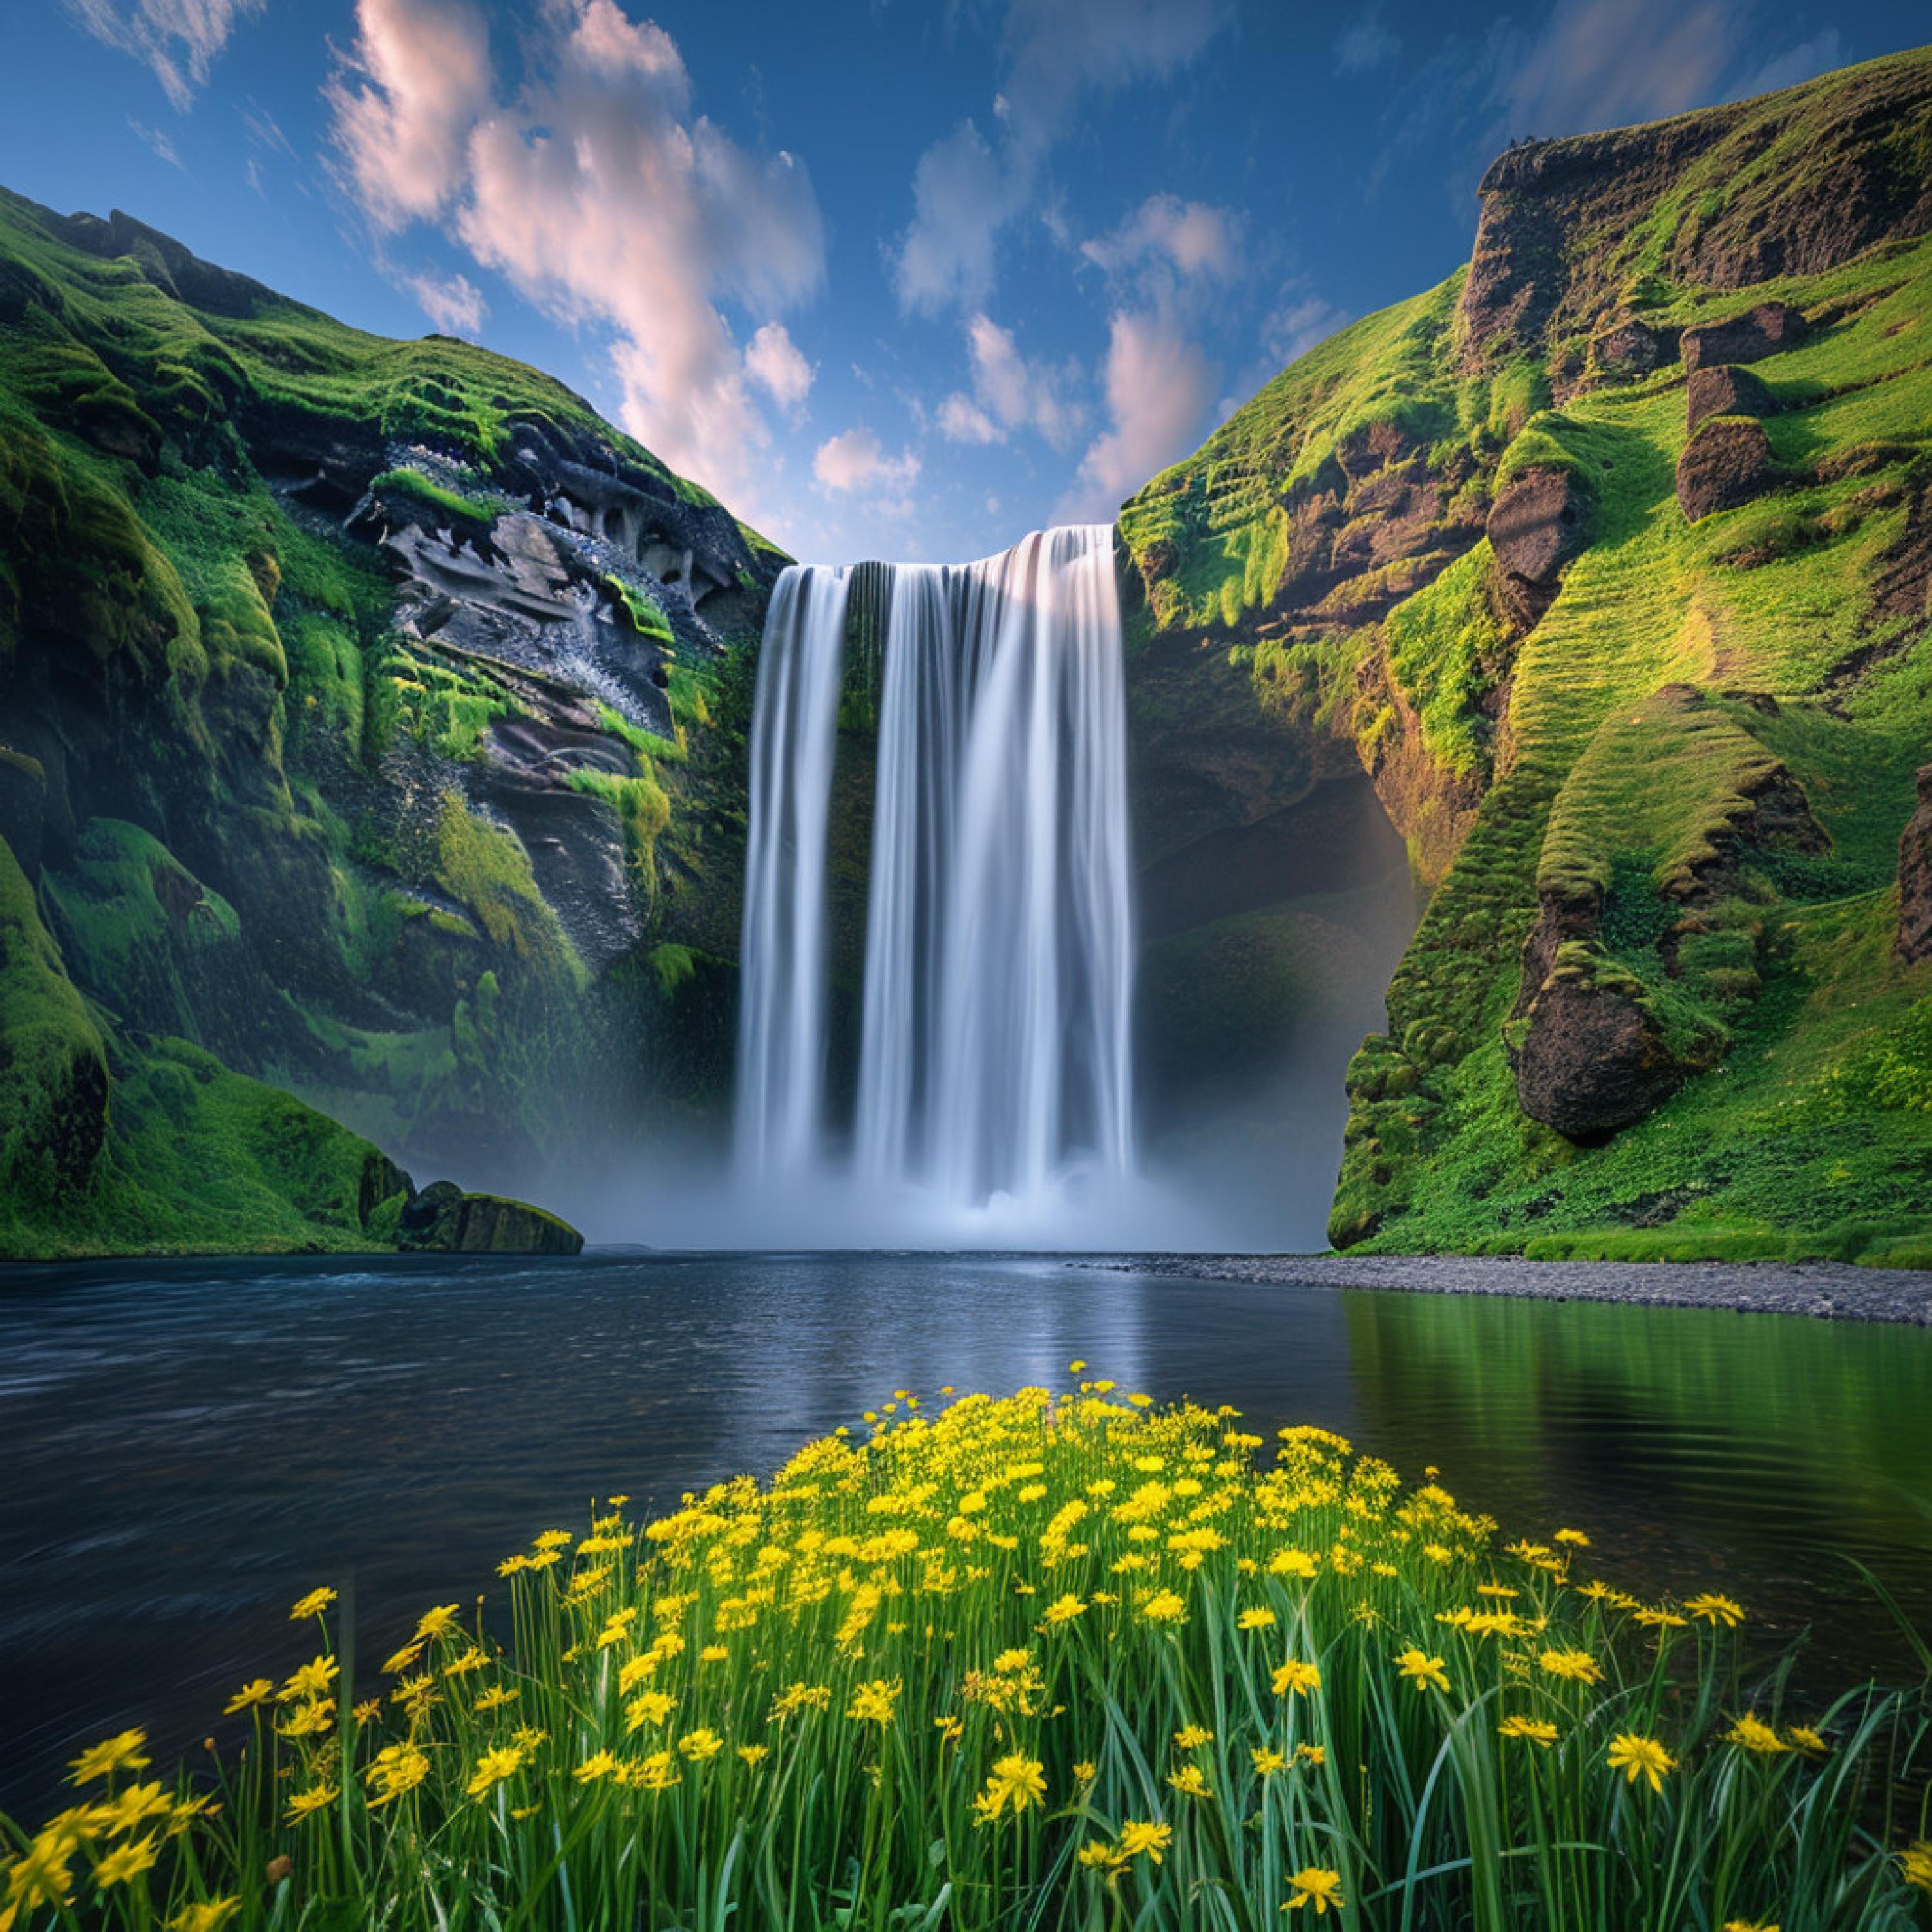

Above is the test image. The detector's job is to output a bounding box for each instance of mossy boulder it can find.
[1510,963,1690,1141]
[1486,463,1591,630]
[396,1179,583,1255]
[1676,416,1785,522]
[1685,363,1776,435]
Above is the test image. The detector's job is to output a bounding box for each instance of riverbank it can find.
[1075,1253,1932,1325]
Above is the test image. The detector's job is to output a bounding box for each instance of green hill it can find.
[1119,46,1932,1267]
[0,191,779,1256]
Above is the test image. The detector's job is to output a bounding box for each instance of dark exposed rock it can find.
[1591,316,1678,378]
[1686,362,1777,433]
[1900,766,1932,964]
[1676,417,1784,521]
[397,1179,584,1255]
[49,206,281,318]
[1511,969,1687,1141]
[1680,302,1809,372]
[1486,464,1591,630]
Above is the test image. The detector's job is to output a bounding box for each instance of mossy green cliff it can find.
[1118,46,1932,1265]
[0,189,780,1256]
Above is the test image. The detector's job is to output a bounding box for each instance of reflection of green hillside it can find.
[1340,1289,1932,1669]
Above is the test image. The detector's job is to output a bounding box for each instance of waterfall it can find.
[734,525,1134,1225]
[733,564,851,1182]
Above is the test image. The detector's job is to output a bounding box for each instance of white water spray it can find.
[734,526,1141,1237]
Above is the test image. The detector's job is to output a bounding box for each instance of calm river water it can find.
[2,1251,1929,1819]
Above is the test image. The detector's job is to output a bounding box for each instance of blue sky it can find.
[4,0,1924,564]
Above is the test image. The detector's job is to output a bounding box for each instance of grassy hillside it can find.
[1119,46,1932,1265]
[0,189,779,1255]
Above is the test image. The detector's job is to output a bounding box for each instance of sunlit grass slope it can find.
[4,1376,1930,1929]
[1118,47,1932,1264]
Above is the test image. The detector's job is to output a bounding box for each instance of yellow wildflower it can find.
[93,1833,160,1889]
[284,1784,338,1823]
[1725,1714,1789,1756]
[848,1679,900,1725]
[279,1656,337,1703]
[1238,1606,1278,1630]
[68,1731,151,1785]
[1173,1723,1213,1749]
[737,1744,770,1768]
[1396,1649,1449,1694]
[1167,1764,1211,1799]
[677,1729,723,1761]
[1118,1820,1172,1862]
[974,1753,1046,1821]
[413,1604,461,1642]
[1899,1841,1932,1893]
[1686,1593,1746,1627]
[1538,1648,1603,1683]
[365,1745,429,1807]
[169,1902,242,1932]
[1043,1594,1086,1625]
[1497,1716,1559,1747]
[1283,1866,1344,1915]
[289,1586,337,1620]
[1607,1733,1675,1794]
[1252,1747,1287,1775]
[99,1781,170,1835]
[222,1680,273,1716]
[1142,1589,1186,1624]
[1786,1726,1829,1754]
[625,1690,676,1732]
[1273,1658,1321,1696]
[466,1746,525,1800]
[574,1751,619,1783]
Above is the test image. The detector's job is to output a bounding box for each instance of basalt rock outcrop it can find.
[395,1179,583,1256]
[1681,302,1809,372]
[1685,363,1776,434]
[1486,464,1593,630]
[1902,766,1932,965]
[1677,416,1786,522]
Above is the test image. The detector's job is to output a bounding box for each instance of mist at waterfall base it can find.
[628,524,1416,1253]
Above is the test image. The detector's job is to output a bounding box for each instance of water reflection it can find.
[0,1252,1926,1821]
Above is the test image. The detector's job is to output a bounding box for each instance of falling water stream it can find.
[735,526,1139,1236]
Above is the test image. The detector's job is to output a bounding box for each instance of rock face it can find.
[1901,766,1932,964]
[1677,417,1783,520]
[1590,316,1678,378]
[1486,465,1592,630]
[1686,363,1776,433]
[1681,302,1808,372]
[1457,56,1932,368]
[397,1180,584,1255]
[1513,969,1686,1141]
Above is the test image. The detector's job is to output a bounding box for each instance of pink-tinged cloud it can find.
[404,268,487,338]
[744,321,815,416]
[813,428,921,494]
[1082,194,1239,282]
[325,0,491,231]
[965,312,1084,450]
[325,0,826,523]
[66,0,263,109]
[1059,307,1217,520]
[937,392,1004,445]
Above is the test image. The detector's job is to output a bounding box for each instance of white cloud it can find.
[892,0,1230,316]
[1497,0,1750,139]
[128,117,183,167]
[813,428,921,494]
[1264,292,1350,366]
[744,320,814,415]
[1058,307,1216,521]
[965,312,1084,450]
[938,392,1004,444]
[325,0,826,521]
[404,268,487,337]
[892,119,1018,316]
[66,0,262,109]
[1727,29,1844,102]
[1082,194,1238,282]
[1334,6,1401,74]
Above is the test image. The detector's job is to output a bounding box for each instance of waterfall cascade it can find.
[734,524,1135,1229]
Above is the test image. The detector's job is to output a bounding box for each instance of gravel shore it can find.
[1072,1253,1932,1325]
